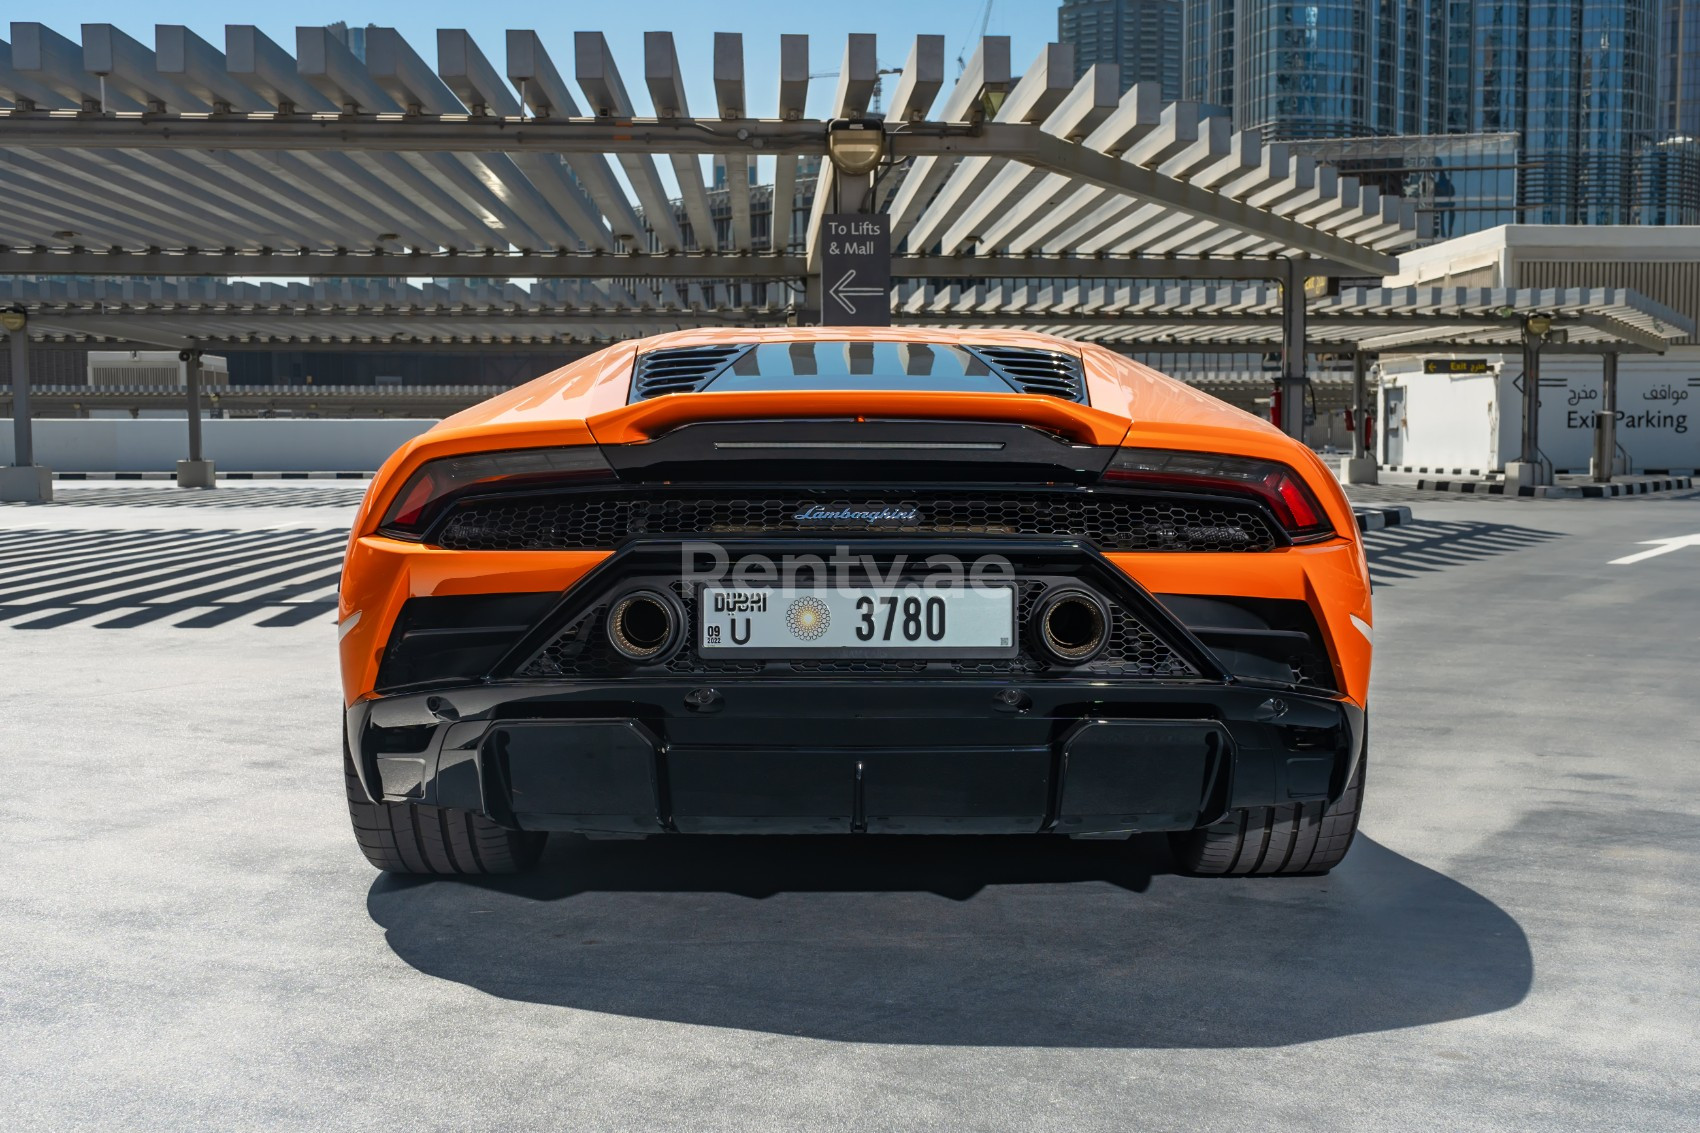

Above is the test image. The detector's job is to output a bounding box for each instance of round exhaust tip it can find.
[607,589,682,663]
[1036,589,1109,664]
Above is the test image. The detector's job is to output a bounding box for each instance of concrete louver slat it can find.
[883,36,1012,246]
[712,32,745,119]
[932,60,1120,251]
[225,26,336,113]
[883,35,945,124]
[575,31,685,252]
[768,34,809,252]
[1245,153,1317,211]
[1185,128,1261,193]
[1009,100,1204,255]
[505,31,646,249]
[437,30,615,252]
[645,32,720,253]
[1270,163,1338,221]
[710,34,753,252]
[777,33,809,120]
[82,24,213,113]
[1153,114,1233,182]
[1331,186,1384,238]
[284,150,446,252]
[1213,140,1290,202]
[1293,173,1359,228]
[0,35,77,109]
[934,60,1122,254]
[401,148,551,251]
[173,148,389,249]
[343,149,506,249]
[295,26,401,113]
[0,149,229,248]
[363,27,577,251]
[1079,202,1198,256]
[10,22,144,110]
[903,42,1077,253]
[973,80,1164,252]
[0,183,158,249]
[55,144,330,249]
[155,25,269,113]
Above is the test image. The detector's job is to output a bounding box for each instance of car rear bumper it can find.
[348,679,1363,836]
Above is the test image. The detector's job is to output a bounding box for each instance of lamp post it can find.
[175,347,216,489]
[0,308,51,502]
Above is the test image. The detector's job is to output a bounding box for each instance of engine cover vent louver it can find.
[972,346,1087,403]
[629,345,748,402]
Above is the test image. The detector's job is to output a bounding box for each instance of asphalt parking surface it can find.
[4,482,1699,1131]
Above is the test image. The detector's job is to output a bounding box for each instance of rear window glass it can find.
[705,342,1013,394]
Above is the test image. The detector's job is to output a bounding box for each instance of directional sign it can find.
[818,213,890,327]
[1609,534,1700,565]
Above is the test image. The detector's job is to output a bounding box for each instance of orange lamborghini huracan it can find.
[339,328,1371,877]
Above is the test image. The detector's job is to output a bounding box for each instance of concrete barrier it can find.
[0,418,438,472]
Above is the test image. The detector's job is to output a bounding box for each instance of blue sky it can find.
[42,1,1061,120]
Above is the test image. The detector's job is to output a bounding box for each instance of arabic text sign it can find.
[1564,380,1693,436]
[819,213,890,327]
[1425,359,1490,374]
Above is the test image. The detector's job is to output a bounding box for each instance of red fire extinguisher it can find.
[1269,386,1282,428]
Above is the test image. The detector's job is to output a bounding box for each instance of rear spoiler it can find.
[585,390,1134,447]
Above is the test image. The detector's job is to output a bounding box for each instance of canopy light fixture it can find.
[825,118,886,176]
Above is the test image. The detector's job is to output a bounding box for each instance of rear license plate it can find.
[698,585,1017,658]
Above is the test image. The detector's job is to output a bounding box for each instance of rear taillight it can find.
[1102,448,1334,542]
[378,446,617,539]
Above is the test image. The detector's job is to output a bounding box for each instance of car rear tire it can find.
[1169,721,1366,877]
[344,744,545,875]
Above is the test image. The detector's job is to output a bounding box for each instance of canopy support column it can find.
[1,310,51,502]
[1278,261,1310,441]
[1591,352,1620,482]
[1506,321,1552,489]
[1340,349,1378,484]
[176,348,215,489]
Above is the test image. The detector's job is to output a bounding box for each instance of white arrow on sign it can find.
[1610,534,1700,564]
[828,268,886,315]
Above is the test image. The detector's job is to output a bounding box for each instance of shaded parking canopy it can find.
[1,277,1687,355]
[895,285,1696,354]
[0,23,1418,280]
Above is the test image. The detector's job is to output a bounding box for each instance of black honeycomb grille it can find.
[435,491,1280,553]
[514,578,1197,680]
[971,345,1086,402]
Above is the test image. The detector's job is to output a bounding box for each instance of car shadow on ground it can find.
[1364,519,1564,588]
[368,832,1531,1048]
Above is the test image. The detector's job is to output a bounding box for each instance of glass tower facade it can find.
[1176,0,1695,231]
[1658,0,1700,139]
[1059,0,1185,101]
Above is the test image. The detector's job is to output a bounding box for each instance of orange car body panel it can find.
[339,328,1371,708]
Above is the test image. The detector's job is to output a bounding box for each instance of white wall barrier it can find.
[1379,349,1700,474]
[0,418,438,472]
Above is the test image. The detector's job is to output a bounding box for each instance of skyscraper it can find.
[1658,0,1700,139]
[1176,0,1689,229]
[1058,0,1184,100]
